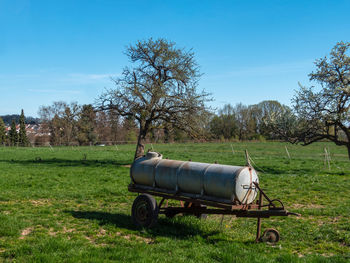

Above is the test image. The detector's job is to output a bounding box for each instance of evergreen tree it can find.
[9,119,18,146]
[18,109,29,146]
[77,104,97,145]
[0,117,6,145]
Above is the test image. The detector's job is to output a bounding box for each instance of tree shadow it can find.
[0,158,131,167]
[65,210,222,241]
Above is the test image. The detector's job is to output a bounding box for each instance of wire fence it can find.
[0,140,348,163]
[2,140,348,167]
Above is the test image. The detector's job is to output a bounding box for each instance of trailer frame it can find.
[128,182,299,243]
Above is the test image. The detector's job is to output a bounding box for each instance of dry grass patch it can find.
[29,199,52,206]
[116,231,154,244]
[19,227,33,239]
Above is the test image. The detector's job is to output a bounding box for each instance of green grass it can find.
[0,142,349,262]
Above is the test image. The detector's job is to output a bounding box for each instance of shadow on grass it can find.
[0,158,131,167]
[66,210,221,241]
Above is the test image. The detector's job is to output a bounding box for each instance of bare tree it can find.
[97,38,212,159]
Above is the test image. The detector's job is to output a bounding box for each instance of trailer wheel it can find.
[132,194,158,228]
[261,228,280,243]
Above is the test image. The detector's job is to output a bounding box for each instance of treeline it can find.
[34,100,288,146]
[38,101,139,146]
[0,100,291,146]
[37,101,193,146]
[209,100,288,141]
[0,114,39,125]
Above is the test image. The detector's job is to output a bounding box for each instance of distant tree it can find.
[233,103,257,140]
[290,42,350,159]
[173,127,189,142]
[219,104,238,139]
[95,111,110,143]
[265,105,299,141]
[0,117,6,145]
[163,122,174,143]
[39,101,80,146]
[252,100,285,139]
[9,119,18,146]
[18,109,29,146]
[108,109,121,143]
[121,116,138,143]
[49,114,63,146]
[209,104,237,140]
[97,38,212,159]
[61,103,80,145]
[77,104,97,145]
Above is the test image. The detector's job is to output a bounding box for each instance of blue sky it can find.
[1,0,350,117]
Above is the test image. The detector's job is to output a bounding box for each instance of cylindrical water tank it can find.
[130,152,259,204]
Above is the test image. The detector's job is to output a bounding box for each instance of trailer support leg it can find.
[256,217,262,242]
[255,190,263,242]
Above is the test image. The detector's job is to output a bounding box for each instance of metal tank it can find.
[130,152,259,204]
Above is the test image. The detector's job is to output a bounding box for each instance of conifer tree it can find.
[9,119,18,146]
[18,109,29,146]
[0,117,6,145]
[77,104,97,145]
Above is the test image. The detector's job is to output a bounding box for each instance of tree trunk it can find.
[134,130,146,160]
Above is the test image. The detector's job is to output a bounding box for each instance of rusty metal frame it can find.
[128,182,299,242]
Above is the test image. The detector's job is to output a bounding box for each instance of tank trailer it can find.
[128,152,299,243]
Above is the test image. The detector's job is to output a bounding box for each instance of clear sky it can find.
[1,0,350,117]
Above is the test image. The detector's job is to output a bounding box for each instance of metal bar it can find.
[159,206,289,218]
[158,198,165,209]
[129,184,239,204]
[253,182,274,205]
[129,184,246,209]
[255,190,263,242]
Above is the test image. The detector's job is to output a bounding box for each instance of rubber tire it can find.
[131,194,158,228]
[260,228,280,243]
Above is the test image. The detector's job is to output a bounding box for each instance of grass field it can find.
[0,142,349,262]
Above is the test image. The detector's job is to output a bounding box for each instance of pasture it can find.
[0,142,349,262]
